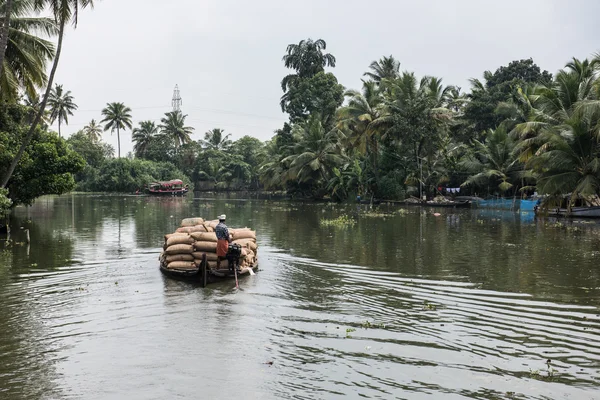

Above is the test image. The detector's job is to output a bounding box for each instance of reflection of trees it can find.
[0,221,67,399]
[244,203,600,304]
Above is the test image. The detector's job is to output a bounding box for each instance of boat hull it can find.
[537,206,600,218]
[148,189,189,196]
[159,259,258,286]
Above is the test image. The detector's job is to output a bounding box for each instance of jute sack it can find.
[178,225,211,234]
[166,234,194,247]
[206,260,229,269]
[165,244,194,255]
[233,239,257,252]
[165,254,194,263]
[194,241,217,253]
[190,232,217,242]
[167,261,197,270]
[231,230,256,240]
[180,217,204,227]
[192,252,218,261]
[164,233,189,241]
[186,225,208,233]
[205,220,219,229]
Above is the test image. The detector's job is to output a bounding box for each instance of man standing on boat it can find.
[215,214,231,269]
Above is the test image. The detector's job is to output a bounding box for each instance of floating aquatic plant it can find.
[320,215,356,228]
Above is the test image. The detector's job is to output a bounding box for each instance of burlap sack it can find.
[165,254,194,263]
[167,261,197,270]
[205,220,219,229]
[166,234,194,247]
[233,239,257,251]
[164,233,188,241]
[231,230,256,240]
[175,226,195,234]
[192,252,218,261]
[194,241,217,252]
[206,260,229,269]
[180,217,204,227]
[190,232,217,242]
[186,225,208,233]
[165,244,194,255]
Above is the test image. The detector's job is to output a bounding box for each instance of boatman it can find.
[215,214,231,269]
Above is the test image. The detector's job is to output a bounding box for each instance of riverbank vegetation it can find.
[1,0,599,211]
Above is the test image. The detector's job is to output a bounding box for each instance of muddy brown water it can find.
[1,194,599,399]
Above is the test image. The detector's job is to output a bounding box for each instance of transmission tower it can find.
[172,84,182,112]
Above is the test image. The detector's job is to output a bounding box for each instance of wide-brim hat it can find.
[218,214,226,220]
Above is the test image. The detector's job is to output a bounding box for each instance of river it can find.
[1,194,599,399]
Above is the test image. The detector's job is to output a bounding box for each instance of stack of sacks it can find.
[159,217,258,271]
[230,228,258,268]
[159,232,196,270]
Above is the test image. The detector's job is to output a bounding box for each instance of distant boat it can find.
[536,206,600,218]
[147,179,189,196]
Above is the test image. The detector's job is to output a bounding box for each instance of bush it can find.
[0,188,12,217]
[377,173,406,200]
[83,158,190,193]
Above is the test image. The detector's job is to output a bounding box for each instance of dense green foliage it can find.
[0,104,84,206]
[258,39,600,207]
[2,11,599,209]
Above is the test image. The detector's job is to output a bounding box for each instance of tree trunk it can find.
[117,126,120,158]
[0,0,14,79]
[1,19,66,188]
[58,119,61,138]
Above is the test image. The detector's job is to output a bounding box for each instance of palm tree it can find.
[100,102,132,158]
[280,38,336,92]
[0,0,16,78]
[1,0,57,101]
[363,55,401,83]
[159,111,193,148]
[460,126,525,194]
[47,84,77,137]
[132,120,158,158]
[337,80,386,187]
[281,115,346,193]
[83,119,102,142]
[2,0,94,188]
[201,128,231,151]
[513,58,600,207]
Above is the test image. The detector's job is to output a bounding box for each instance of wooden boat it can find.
[159,253,259,287]
[147,179,189,196]
[424,200,471,208]
[536,206,600,218]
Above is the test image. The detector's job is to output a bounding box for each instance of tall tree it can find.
[1,0,57,101]
[1,0,94,188]
[132,120,158,158]
[363,55,401,83]
[201,128,231,151]
[83,118,102,142]
[281,115,346,195]
[47,84,76,137]
[337,80,386,188]
[280,38,342,125]
[0,0,15,79]
[464,58,552,134]
[159,110,193,148]
[281,38,336,90]
[101,102,132,158]
[513,57,600,206]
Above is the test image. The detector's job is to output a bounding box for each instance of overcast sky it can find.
[51,0,600,155]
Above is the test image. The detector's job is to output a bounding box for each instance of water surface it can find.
[1,194,599,399]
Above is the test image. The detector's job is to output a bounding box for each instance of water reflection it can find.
[0,194,598,399]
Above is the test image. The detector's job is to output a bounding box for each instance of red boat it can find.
[147,179,189,196]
